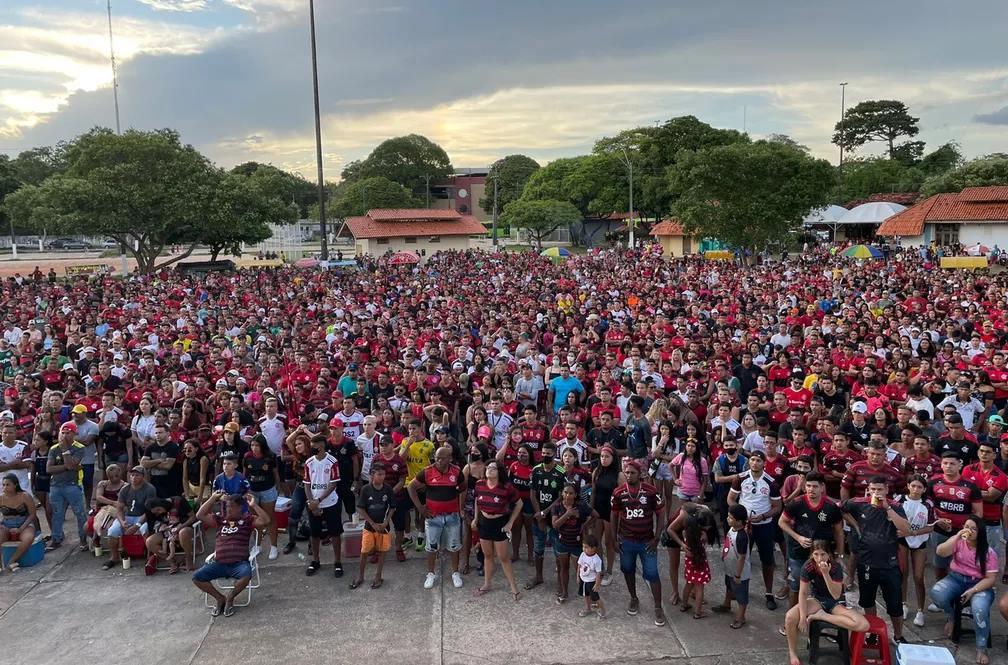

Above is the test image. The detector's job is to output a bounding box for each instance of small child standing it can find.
[680,507,714,619]
[714,504,750,628]
[577,534,606,619]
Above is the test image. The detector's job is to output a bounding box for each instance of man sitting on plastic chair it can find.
[191,491,269,617]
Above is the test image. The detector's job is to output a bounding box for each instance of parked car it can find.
[46,238,90,250]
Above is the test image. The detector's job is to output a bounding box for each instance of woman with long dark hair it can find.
[472,460,523,601]
[591,445,620,586]
[506,444,535,563]
[0,473,37,571]
[929,515,998,664]
[665,502,719,613]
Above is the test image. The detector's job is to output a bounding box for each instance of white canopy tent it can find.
[802,204,849,227]
[834,201,906,225]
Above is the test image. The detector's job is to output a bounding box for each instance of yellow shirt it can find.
[401,439,434,482]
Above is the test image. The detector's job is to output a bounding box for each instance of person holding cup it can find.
[929,515,998,665]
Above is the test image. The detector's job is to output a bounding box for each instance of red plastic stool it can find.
[848,615,892,665]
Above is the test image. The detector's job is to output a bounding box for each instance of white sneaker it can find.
[927,602,941,613]
[451,571,463,588]
[424,572,437,589]
[268,546,279,560]
[913,611,925,627]
[601,573,613,587]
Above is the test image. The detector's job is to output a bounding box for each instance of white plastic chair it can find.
[202,530,260,608]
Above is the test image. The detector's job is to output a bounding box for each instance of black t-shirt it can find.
[934,436,978,465]
[244,453,277,492]
[842,498,905,569]
[530,463,566,510]
[356,483,394,531]
[327,440,358,486]
[99,425,131,459]
[841,421,873,450]
[217,439,250,472]
[783,497,843,561]
[147,441,181,499]
[587,426,625,452]
[800,559,844,605]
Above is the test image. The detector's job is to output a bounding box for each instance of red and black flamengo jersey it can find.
[416,463,463,516]
[820,449,863,480]
[611,481,664,542]
[377,453,407,496]
[841,461,904,499]
[905,453,941,480]
[927,476,981,534]
[474,479,519,516]
[521,422,549,461]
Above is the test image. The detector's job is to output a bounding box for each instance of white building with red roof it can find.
[337,208,487,258]
[876,186,1008,247]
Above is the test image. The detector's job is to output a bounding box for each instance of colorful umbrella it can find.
[841,244,883,259]
[539,247,571,258]
[965,243,991,256]
[388,251,420,265]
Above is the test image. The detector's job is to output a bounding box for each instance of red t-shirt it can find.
[962,463,1008,524]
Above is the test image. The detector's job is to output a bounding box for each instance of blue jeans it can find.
[929,571,995,650]
[619,538,660,582]
[49,484,87,545]
[192,559,253,582]
[532,519,555,557]
[287,485,307,545]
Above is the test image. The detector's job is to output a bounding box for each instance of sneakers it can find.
[402,536,415,548]
[306,560,321,576]
[765,594,778,611]
[451,571,464,588]
[927,602,941,613]
[268,546,279,560]
[654,606,667,627]
[913,610,925,627]
[424,572,437,589]
[601,573,613,587]
[627,597,640,615]
[282,542,296,555]
[414,536,425,552]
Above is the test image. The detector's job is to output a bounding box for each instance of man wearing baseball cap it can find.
[46,422,89,552]
[70,404,100,502]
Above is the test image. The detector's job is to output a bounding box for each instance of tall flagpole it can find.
[107,0,121,134]
[309,0,328,260]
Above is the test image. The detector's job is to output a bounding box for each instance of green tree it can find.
[479,154,540,216]
[918,142,963,176]
[12,145,68,185]
[670,140,835,250]
[0,156,21,241]
[920,155,1008,196]
[499,199,581,249]
[202,170,297,261]
[832,100,920,159]
[839,158,925,202]
[3,128,289,273]
[230,162,316,218]
[766,133,810,153]
[330,176,419,218]
[352,134,452,197]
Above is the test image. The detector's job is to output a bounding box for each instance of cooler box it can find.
[895,644,955,665]
[2,535,45,567]
[275,497,291,530]
[121,534,146,558]
[342,521,364,559]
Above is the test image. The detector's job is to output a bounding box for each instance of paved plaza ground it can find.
[1,526,1005,665]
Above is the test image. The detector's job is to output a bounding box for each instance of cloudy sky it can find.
[1,0,1006,177]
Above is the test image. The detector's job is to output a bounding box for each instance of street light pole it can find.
[308,0,328,260]
[836,81,848,241]
[107,1,121,135]
[620,148,635,248]
[491,174,499,249]
[424,174,432,209]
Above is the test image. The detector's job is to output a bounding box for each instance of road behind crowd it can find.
[1,529,1004,665]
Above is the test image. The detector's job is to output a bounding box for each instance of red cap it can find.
[60,422,78,433]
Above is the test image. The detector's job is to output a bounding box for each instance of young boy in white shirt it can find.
[576,534,606,619]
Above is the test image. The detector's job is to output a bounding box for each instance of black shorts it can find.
[477,514,508,542]
[392,496,411,532]
[578,579,600,601]
[856,565,902,617]
[898,538,928,551]
[749,522,776,567]
[278,459,295,482]
[308,504,344,539]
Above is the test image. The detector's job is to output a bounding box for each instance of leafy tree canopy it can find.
[499,199,581,248]
[920,155,1008,197]
[833,99,920,159]
[330,176,419,218]
[351,134,452,197]
[479,154,540,216]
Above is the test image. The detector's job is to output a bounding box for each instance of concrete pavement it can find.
[1,531,1004,665]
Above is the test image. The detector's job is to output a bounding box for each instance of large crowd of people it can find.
[1,243,1007,663]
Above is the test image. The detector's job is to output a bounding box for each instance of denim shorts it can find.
[425,513,461,553]
[2,516,27,530]
[619,538,660,582]
[788,558,806,592]
[192,559,253,582]
[725,575,750,605]
[251,486,278,504]
[107,516,149,538]
[554,540,583,557]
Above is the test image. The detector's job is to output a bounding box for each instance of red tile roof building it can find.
[342,208,487,239]
[878,187,1008,237]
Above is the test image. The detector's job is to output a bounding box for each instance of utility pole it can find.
[424,174,432,208]
[491,174,499,249]
[837,81,848,241]
[107,1,121,135]
[309,0,328,260]
[620,148,635,248]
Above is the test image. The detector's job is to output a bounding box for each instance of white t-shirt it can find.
[0,441,31,496]
[355,432,381,478]
[302,453,340,508]
[558,438,589,466]
[331,410,364,442]
[577,551,603,583]
[901,497,931,549]
[257,414,287,456]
